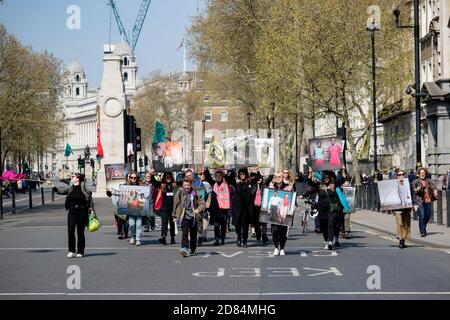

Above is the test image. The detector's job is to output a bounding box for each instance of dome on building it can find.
[67,58,85,76]
[114,37,134,57]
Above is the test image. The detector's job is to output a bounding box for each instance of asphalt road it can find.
[0,198,449,300]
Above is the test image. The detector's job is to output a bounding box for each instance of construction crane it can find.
[108,0,152,52]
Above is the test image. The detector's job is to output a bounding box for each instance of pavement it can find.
[0,197,450,300]
[352,210,450,249]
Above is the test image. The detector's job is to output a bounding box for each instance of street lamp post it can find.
[393,1,425,168]
[367,22,379,172]
[246,112,252,165]
[202,118,206,165]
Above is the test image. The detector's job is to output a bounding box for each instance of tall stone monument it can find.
[94,50,127,197]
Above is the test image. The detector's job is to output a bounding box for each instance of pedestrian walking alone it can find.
[412,167,438,237]
[52,173,94,258]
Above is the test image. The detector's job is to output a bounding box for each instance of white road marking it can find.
[1,291,450,296]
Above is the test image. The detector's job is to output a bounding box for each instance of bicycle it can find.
[299,196,318,233]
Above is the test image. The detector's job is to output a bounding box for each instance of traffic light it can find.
[135,127,142,152]
[78,157,85,169]
[139,157,143,168]
[90,158,95,168]
[337,126,347,140]
[144,155,149,166]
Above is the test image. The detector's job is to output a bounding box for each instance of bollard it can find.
[52,188,55,202]
[29,186,32,209]
[363,185,368,210]
[41,187,45,206]
[12,187,16,214]
[437,190,443,225]
[447,191,450,228]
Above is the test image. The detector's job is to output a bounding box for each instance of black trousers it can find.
[271,224,288,250]
[214,221,227,240]
[235,212,250,243]
[320,211,339,242]
[181,218,198,252]
[160,210,175,238]
[67,209,88,255]
[115,216,129,236]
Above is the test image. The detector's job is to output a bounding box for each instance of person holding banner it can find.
[308,166,347,251]
[149,171,177,245]
[268,171,292,256]
[141,171,157,232]
[52,173,94,258]
[204,168,236,246]
[173,178,206,257]
[393,170,412,248]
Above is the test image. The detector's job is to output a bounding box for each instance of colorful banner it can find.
[259,188,296,227]
[377,179,413,211]
[111,185,152,217]
[152,141,183,172]
[309,137,343,170]
[341,187,356,213]
[105,164,128,181]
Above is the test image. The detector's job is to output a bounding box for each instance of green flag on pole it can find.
[64,143,73,157]
[153,121,166,144]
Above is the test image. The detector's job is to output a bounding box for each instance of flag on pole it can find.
[176,38,185,51]
[96,112,104,158]
[153,121,166,144]
[64,143,73,157]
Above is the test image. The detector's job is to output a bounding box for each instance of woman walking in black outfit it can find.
[232,168,253,248]
[307,166,347,250]
[52,173,94,258]
[149,171,178,245]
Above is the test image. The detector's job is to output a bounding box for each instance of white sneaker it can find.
[136,240,141,246]
[323,242,329,250]
[273,248,280,256]
[129,238,135,245]
[279,249,286,256]
[327,242,333,251]
[67,252,75,258]
[179,248,189,257]
[76,254,83,258]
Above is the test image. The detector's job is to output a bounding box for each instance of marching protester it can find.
[268,171,292,256]
[204,168,236,246]
[282,168,296,191]
[142,171,156,232]
[250,170,268,244]
[308,165,347,250]
[107,171,143,246]
[52,173,94,258]
[393,169,412,248]
[412,167,438,237]
[173,178,206,257]
[150,170,178,245]
[232,168,252,248]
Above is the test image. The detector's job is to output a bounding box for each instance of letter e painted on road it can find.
[66,265,81,290]
[366,265,381,290]
[230,268,261,277]
[267,268,300,277]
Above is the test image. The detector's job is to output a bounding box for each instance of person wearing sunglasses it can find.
[393,170,412,248]
[126,172,143,245]
[308,165,347,251]
[142,171,157,232]
[52,173,94,258]
[268,171,292,256]
[412,167,438,237]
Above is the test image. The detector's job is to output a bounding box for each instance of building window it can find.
[124,72,128,82]
[124,57,129,66]
[204,95,210,101]
[204,111,212,122]
[75,74,80,82]
[220,96,227,101]
[76,88,80,96]
[220,111,228,122]
[205,129,213,145]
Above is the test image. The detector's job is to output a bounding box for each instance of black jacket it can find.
[53,183,94,212]
[307,178,346,219]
